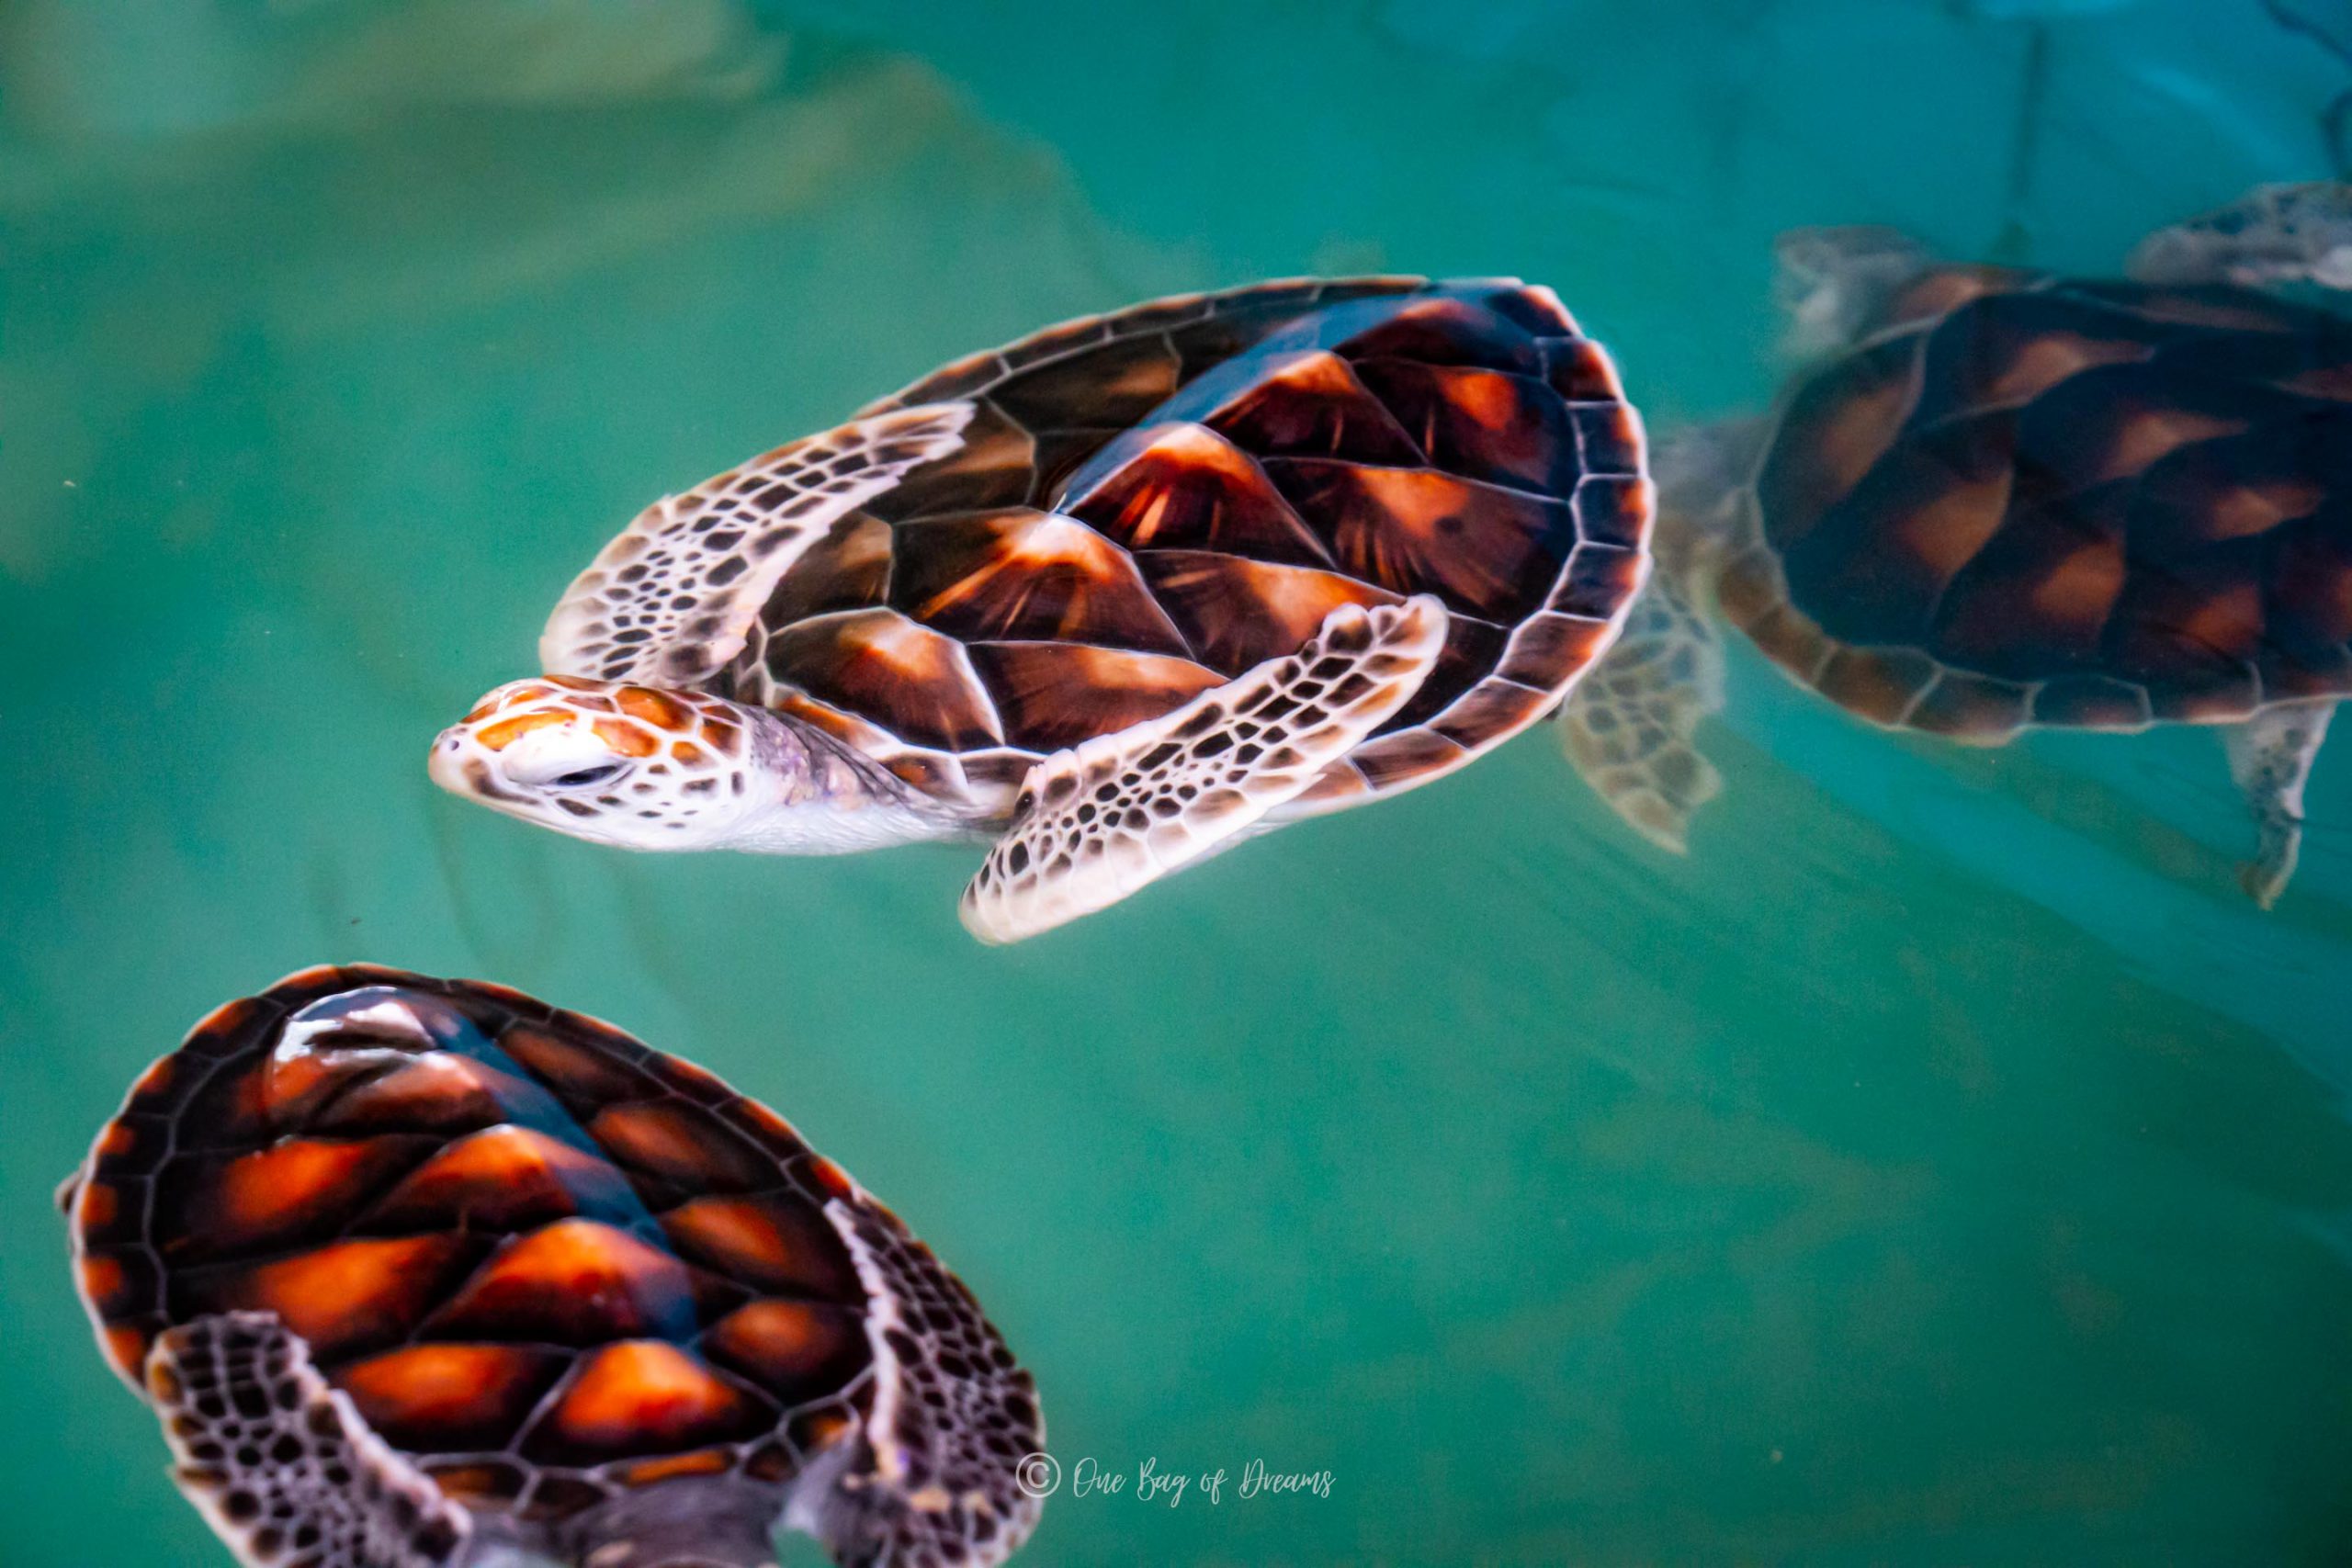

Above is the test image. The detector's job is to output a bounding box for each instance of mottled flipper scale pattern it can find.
[817,1204,1044,1568]
[1557,568,1725,854]
[148,1313,470,1568]
[542,403,974,686]
[960,596,1447,942]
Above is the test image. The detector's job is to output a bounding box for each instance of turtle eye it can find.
[549,763,626,790]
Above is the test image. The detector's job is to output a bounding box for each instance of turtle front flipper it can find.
[539,402,975,687]
[1557,565,1725,855]
[2128,182,2352,290]
[799,1202,1044,1568]
[959,595,1448,942]
[144,1313,471,1568]
[2225,698,2336,908]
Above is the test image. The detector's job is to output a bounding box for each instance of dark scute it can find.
[964,641,1221,753]
[1200,351,1428,468]
[1266,457,1579,622]
[1328,296,1544,376]
[757,513,892,626]
[1351,358,1583,494]
[1377,614,1508,733]
[888,511,1193,656]
[1758,333,1923,554]
[1062,424,1335,570]
[989,333,1184,434]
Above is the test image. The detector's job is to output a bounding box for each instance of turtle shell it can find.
[63,964,1038,1559]
[1718,266,2352,739]
[718,276,1651,808]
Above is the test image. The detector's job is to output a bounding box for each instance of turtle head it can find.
[430,675,764,850]
[1772,225,1937,360]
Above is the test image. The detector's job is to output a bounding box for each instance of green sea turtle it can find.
[1561,183,2352,905]
[429,278,1651,942]
[62,964,1041,1568]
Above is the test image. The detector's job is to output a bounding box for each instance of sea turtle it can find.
[61,964,1041,1568]
[428,278,1651,942]
[1560,182,2352,905]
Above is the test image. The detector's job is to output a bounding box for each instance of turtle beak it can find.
[428,726,524,804]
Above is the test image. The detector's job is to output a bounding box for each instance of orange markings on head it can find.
[476,711,572,751]
[616,687,692,730]
[591,719,661,759]
[670,740,707,765]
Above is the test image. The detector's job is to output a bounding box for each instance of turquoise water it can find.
[7,2,2352,1562]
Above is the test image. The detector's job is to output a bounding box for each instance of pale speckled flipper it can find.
[806,1201,1044,1568]
[146,1313,470,1568]
[960,596,1447,943]
[2226,698,2335,908]
[1558,569,1725,854]
[540,403,974,686]
[2128,181,2352,289]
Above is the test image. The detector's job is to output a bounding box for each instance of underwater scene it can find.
[8,1,2352,1563]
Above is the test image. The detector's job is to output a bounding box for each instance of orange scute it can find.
[2096,409,2245,485]
[707,1300,862,1392]
[209,1138,411,1244]
[617,1449,736,1487]
[338,1344,565,1449]
[2028,540,2129,637]
[1983,331,2147,405]
[428,1219,694,1344]
[365,1125,634,1231]
[240,1235,465,1353]
[2207,479,2325,541]
[588,1103,774,1190]
[662,1196,854,1298]
[543,1340,758,1456]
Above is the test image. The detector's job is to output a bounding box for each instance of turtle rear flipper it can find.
[2129,181,2352,290]
[1558,567,1725,855]
[801,1203,1043,1568]
[2227,698,2337,908]
[957,595,1447,943]
[1558,423,1754,854]
[145,1313,471,1568]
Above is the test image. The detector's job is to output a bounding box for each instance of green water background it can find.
[6,2,2352,1562]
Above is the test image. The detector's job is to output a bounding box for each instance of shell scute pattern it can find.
[725,276,1652,808]
[68,966,1042,1566]
[1744,270,2352,733]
